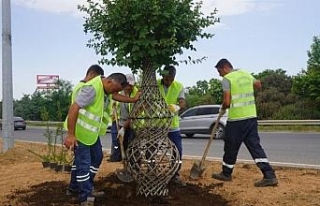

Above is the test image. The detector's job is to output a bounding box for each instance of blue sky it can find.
[1,0,319,100]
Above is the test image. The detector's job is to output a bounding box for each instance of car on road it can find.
[0,116,27,130]
[179,105,228,139]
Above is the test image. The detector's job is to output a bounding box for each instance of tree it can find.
[185,78,222,107]
[254,69,297,119]
[292,35,320,103]
[13,79,73,121]
[78,0,219,196]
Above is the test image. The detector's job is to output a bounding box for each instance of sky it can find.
[0,0,319,100]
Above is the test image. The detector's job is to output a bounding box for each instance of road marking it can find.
[184,155,320,169]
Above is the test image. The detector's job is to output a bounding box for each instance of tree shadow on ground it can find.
[6,173,230,206]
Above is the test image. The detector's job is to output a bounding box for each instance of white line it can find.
[13,140,320,170]
[184,155,320,170]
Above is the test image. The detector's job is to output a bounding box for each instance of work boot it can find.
[91,190,105,198]
[254,178,278,187]
[66,188,78,196]
[80,196,95,206]
[170,176,187,187]
[211,172,232,181]
[66,188,105,198]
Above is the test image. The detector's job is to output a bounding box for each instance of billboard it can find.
[37,75,59,84]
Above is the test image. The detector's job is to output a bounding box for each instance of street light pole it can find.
[2,0,14,152]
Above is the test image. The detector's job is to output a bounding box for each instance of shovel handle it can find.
[199,113,223,166]
[112,103,120,131]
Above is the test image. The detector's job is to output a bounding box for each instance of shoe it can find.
[91,190,105,198]
[170,177,187,187]
[66,188,78,196]
[67,188,105,198]
[254,178,278,187]
[80,196,95,206]
[211,172,232,181]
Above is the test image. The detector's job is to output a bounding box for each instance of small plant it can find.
[29,102,74,171]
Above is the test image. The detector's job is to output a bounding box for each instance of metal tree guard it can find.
[126,60,180,197]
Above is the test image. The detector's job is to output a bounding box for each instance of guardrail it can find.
[24,120,320,126]
[257,120,320,126]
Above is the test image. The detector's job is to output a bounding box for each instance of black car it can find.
[0,116,27,130]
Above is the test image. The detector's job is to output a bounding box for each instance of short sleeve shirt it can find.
[74,86,96,108]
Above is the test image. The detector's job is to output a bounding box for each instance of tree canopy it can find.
[78,0,219,72]
[292,35,320,103]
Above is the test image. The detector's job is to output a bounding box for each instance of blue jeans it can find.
[168,130,183,178]
[68,137,103,202]
[110,121,135,161]
[110,121,121,161]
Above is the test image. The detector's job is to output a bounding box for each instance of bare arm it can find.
[112,91,141,103]
[178,98,186,110]
[67,103,81,136]
[221,90,231,110]
[64,103,81,150]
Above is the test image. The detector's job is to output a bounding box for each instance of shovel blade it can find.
[189,160,206,180]
[116,169,134,183]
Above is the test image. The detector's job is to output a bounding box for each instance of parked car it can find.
[0,116,26,130]
[179,105,228,139]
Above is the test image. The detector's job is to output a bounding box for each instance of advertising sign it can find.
[37,75,59,84]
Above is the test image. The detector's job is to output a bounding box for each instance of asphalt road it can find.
[9,127,320,167]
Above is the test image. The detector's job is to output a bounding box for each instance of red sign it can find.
[37,75,59,84]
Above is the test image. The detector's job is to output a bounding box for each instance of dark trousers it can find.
[110,121,121,161]
[222,118,276,179]
[110,121,135,161]
[68,137,103,202]
[168,130,183,178]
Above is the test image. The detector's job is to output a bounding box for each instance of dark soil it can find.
[5,173,228,206]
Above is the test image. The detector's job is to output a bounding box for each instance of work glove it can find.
[219,108,226,116]
[117,127,125,138]
[168,104,180,113]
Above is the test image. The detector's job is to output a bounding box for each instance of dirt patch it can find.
[0,140,320,206]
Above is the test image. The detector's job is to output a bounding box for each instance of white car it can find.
[179,105,228,139]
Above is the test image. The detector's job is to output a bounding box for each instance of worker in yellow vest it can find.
[211,58,278,187]
[158,65,186,187]
[64,72,140,205]
[109,74,139,162]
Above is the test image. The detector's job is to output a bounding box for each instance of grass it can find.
[258,125,320,132]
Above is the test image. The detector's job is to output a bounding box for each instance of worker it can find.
[211,58,278,187]
[64,72,140,205]
[109,74,139,162]
[157,65,186,187]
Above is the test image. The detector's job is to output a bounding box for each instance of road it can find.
[10,127,320,167]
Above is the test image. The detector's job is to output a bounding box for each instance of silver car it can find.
[179,105,227,139]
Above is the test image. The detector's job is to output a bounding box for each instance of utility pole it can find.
[2,0,14,152]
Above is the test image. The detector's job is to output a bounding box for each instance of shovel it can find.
[116,131,134,183]
[189,112,223,180]
[112,105,133,183]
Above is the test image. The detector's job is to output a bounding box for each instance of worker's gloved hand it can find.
[168,104,180,113]
[118,127,125,138]
[219,108,226,116]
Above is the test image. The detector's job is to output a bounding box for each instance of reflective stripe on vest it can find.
[224,70,257,120]
[157,80,183,128]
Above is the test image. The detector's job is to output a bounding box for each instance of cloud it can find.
[13,0,279,17]
[13,0,87,15]
[197,0,280,16]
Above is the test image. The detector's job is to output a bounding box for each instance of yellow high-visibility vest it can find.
[224,70,257,120]
[157,80,183,128]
